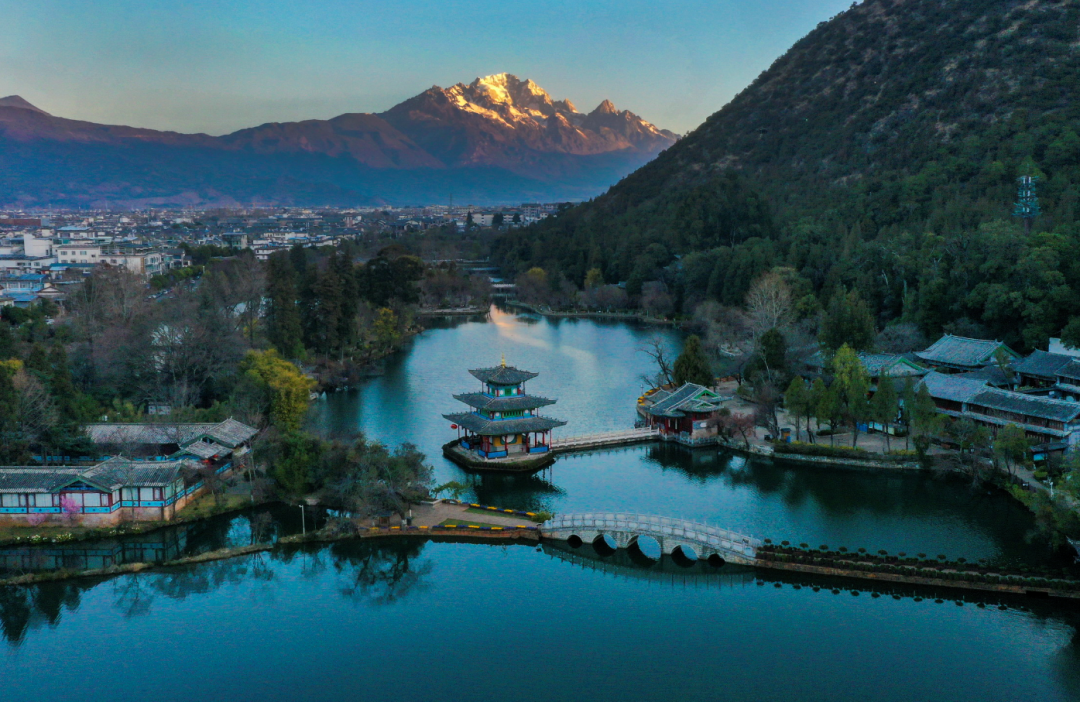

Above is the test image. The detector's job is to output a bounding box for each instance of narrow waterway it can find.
[3,306,1079,700]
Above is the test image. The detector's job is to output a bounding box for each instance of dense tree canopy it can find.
[492,0,1080,353]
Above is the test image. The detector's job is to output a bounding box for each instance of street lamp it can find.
[299,503,306,535]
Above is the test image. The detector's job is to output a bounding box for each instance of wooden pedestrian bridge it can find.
[541,512,762,566]
[549,426,660,454]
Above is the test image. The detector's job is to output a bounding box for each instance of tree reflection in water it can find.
[326,539,432,605]
[0,581,92,644]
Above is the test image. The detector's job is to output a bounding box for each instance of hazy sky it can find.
[0,0,852,136]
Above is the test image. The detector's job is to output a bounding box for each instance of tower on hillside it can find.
[1012,175,1042,234]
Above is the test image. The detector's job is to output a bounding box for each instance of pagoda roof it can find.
[643,383,725,418]
[444,412,566,436]
[469,365,539,386]
[453,393,556,412]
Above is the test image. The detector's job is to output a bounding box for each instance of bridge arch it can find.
[593,534,617,555]
[671,544,698,567]
[627,534,661,562]
[541,513,761,566]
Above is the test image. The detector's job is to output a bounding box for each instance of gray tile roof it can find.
[443,412,566,436]
[1012,350,1074,380]
[0,458,192,493]
[0,467,83,493]
[84,418,257,450]
[202,418,258,447]
[1058,360,1080,382]
[918,371,988,404]
[644,383,724,418]
[468,365,539,386]
[968,388,1080,424]
[859,353,927,378]
[915,335,1017,369]
[957,365,1012,387]
[452,393,556,412]
[174,441,229,459]
[804,350,926,378]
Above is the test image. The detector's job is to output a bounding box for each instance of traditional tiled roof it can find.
[915,335,1018,369]
[468,365,539,386]
[84,418,257,450]
[644,383,725,418]
[88,457,191,488]
[859,353,927,378]
[1012,350,1074,381]
[452,393,556,412]
[804,350,926,378]
[0,467,83,493]
[918,371,988,404]
[0,458,192,493]
[174,441,229,459]
[957,365,1012,387]
[443,412,566,436]
[968,388,1080,424]
[202,418,258,447]
[1058,360,1080,383]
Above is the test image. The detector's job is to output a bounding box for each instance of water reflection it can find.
[2,538,1080,702]
[0,505,304,577]
[325,539,432,605]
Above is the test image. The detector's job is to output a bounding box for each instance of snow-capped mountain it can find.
[0,75,677,207]
[381,73,676,175]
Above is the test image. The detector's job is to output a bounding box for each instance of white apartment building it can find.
[56,244,102,264]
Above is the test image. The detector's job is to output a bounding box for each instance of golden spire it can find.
[501,353,506,367]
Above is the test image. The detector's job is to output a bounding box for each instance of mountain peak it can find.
[467,73,554,108]
[0,95,49,115]
[592,99,618,115]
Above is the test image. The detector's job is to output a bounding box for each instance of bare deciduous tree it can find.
[639,336,675,388]
[745,271,792,340]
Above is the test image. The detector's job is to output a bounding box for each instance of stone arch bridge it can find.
[541,513,761,566]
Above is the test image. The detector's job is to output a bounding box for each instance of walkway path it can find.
[408,501,539,528]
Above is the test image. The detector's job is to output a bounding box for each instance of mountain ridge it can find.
[494,0,1080,351]
[0,73,676,207]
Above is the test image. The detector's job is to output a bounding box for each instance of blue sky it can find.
[0,0,853,135]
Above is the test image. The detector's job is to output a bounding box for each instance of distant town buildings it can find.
[0,202,554,307]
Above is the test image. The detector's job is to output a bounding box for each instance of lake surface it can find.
[3,540,1080,702]
[4,306,1080,700]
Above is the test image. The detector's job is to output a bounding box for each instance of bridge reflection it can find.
[541,540,758,588]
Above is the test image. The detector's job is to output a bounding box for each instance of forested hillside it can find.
[494,0,1080,351]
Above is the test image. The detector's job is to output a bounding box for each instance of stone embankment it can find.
[504,300,677,326]
[0,500,543,587]
[754,546,1080,599]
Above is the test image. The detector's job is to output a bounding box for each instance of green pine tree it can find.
[868,375,899,452]
[673,335,713,386]
[819,289,876,353]
[831,344,871,448]
[784,376,810,442]
[267,254,304,357]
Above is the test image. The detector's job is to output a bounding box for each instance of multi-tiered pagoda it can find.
[442,359,566,472]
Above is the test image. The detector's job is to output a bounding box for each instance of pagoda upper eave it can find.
[469,366,539,386]
[443,412,567,436]
[452,393,556,412]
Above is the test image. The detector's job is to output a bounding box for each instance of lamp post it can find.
[299,503,306,535]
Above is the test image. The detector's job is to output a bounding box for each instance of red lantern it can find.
[450,424,458,429]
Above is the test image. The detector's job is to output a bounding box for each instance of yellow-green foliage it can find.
[0,359,23,376]
[241,349,315,431]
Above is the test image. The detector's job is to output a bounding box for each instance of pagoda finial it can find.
[501,353,507,367]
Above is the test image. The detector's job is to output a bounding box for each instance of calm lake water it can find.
[4,306,1080,701]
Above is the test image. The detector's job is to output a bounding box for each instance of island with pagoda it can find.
[442,359,567,472]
